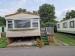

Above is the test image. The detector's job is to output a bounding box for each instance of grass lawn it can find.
[0,37,8,48]
[55,33,75,46]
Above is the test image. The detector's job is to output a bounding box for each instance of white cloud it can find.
[32,0,48,3]
[65,7,75,12]
[56,7,75,21]
[15,0,27,8]
[0,0,27,16]
[0,0,75,20]
[0,0,54,16]
[55,9,68,21]
[0,9,16,16]
[55,11,62,21]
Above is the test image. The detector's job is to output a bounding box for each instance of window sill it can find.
[8,27,38,31]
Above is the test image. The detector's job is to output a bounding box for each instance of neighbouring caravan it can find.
[57,18,75,34]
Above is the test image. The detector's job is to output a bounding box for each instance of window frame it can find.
[14,20,31,28]
[7,19,39,30]
[32,19,38,28]
[69,21,74,28]
[63,22,67,28]
[57,24,60,28]
[7,20,13,29]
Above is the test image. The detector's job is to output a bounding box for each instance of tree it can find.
[63,10,75,20]
[70,10,75,18]
[0,16,6,26]
[38,4,56,27]
[17,8,26,13]
[33,11,38,14]
[22,9,26,12]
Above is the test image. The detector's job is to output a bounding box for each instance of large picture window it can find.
[14,20,30,28]
[70,21,74,28]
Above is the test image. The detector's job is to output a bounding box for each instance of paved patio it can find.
[0,46,75,56]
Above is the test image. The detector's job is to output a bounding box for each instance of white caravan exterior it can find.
[57,18,75,34]
[5,12,41,38]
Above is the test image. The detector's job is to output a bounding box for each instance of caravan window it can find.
[14,20,30,28]
[32,22,38,27]
[70,21,74,28]
[8,20,13,28]
[57,24,60,28]
[63,22,67,28]
[32,19,38,27]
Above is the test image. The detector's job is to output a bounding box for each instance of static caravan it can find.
[57,18,75,34]
[5,12,41,46]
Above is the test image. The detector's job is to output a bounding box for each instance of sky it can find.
[0,0,75,21]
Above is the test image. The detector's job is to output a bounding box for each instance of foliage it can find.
[0,37,7,48]
[33,11,38,14]
[17,8,26,13]
[63,10,75,20]
[0,16,6,26]
[38,4,56,26]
